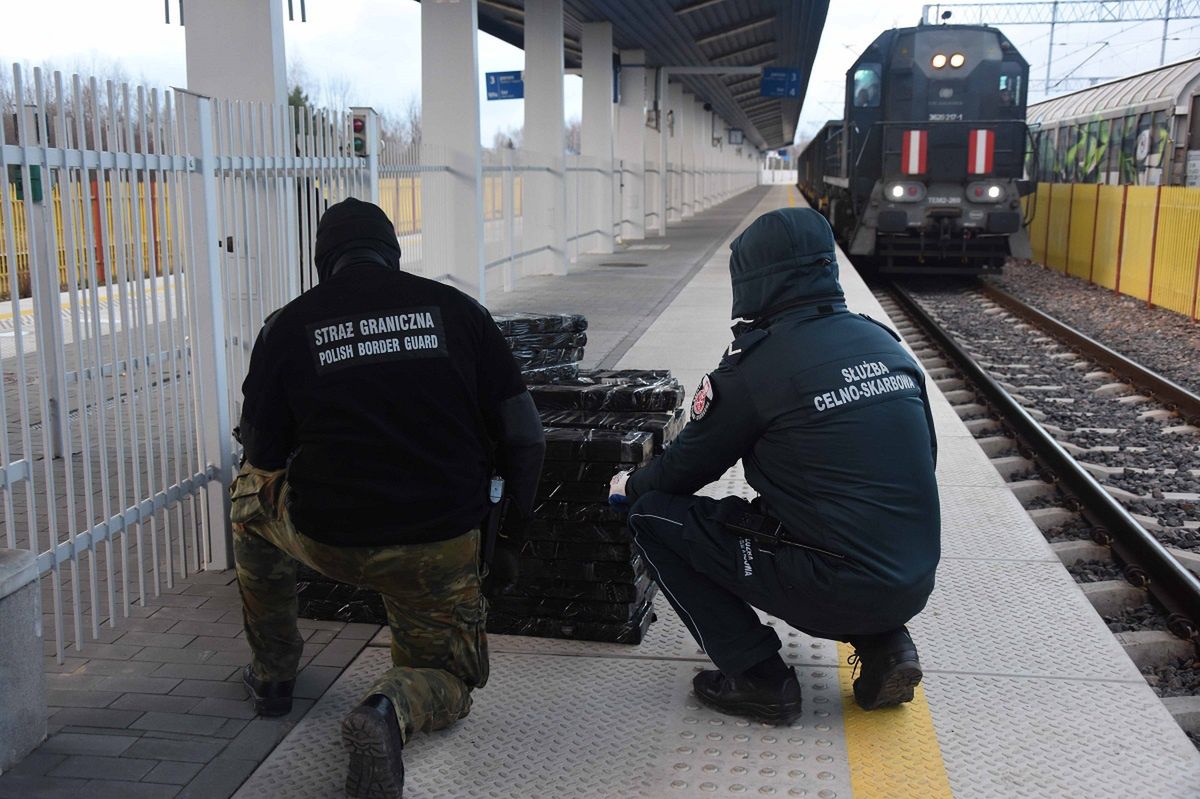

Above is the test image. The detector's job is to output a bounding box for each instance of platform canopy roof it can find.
[471,0,830,149]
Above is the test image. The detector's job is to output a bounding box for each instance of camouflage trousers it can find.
[230,463,488,743]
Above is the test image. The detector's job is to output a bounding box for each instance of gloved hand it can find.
[609,469,631,507]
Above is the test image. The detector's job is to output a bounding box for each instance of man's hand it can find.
[609,469,631,507]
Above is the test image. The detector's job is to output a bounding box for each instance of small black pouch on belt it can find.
[718,508,788,550]
[482,495,511,567]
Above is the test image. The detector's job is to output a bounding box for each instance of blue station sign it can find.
[760,68,802,98]
[486,70,525,101]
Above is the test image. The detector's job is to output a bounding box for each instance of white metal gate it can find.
[0,64,369,660]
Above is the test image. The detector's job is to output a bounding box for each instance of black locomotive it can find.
[798,23,1033,274]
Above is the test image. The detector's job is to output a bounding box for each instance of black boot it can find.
[847,627,923,710]
[242,665,294,717]
[342,694,405,799]
[692,658,803,725]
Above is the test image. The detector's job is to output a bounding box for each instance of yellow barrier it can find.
[1028,181,1200,319]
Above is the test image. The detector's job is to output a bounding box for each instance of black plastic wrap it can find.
[543,428,654,463]
[515,554,645,583]
[538,409,685,450]
[516,519,632,543]
[489,584,657,623]
[587,369,672,384]
[493,312,588,336]
[495,571,652,602]
[529,378,685,412]
[535,481,611,504]
[539,460,641,482]
[520,364,581,384]
[531,500,629,524]
[485,597,656,644]
[511,347,585,370]
[515,539,635,563]
[296,568,386,624]
[505,331,588,351]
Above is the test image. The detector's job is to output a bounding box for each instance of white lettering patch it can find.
[307,307,447,375]
[812,363,918,413]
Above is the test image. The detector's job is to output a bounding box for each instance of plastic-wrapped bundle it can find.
[485,596,656,644]
[538,409,686,449]
[536,481,611,504]
[515,554,646,583]
[531,499,630,524]
[529,378,685,413]
[516,519,633,544]
[496,571,652,602]
[505,330,588,351]
[489,583,657,623]
[510,346,585,370]
[516,539,634,563]
[543,428,654,463]
[587,369,672,384]
[520,363,581,384]
[539,460,640,482]
[493,312,588,336]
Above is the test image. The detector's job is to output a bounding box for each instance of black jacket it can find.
[627,208,940,625]
[239,260,537,547]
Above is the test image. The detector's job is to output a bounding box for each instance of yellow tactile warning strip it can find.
[836,642,955,798]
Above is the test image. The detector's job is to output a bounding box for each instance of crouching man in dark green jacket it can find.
[610,207,940,724]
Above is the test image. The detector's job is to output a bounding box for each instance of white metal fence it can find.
[1,62,762,659]
[0,65,368,660]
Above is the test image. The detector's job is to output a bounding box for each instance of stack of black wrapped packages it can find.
[296,313,688,645]
[486,368,687,644]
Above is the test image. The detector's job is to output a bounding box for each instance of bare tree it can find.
[564,116,581,155]
[321,73,352,111]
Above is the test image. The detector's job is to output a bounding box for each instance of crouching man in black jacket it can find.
[610,207,940,724]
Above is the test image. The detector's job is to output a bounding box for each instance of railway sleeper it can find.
[990,455,1034,481]
[975,435,1016,457]
[1080,580,1149,616]
[1162,696,1200,736]
[1116,630,1197,671]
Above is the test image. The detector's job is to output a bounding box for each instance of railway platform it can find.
[5,186,1198,798]
[232,186,1200,798]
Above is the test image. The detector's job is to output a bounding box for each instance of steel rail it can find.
[890,284,1200,646]
[981,283,1200,425]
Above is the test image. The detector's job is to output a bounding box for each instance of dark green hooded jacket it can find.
[627,207,940,633]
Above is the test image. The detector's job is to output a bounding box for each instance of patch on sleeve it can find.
[691,374,716,421]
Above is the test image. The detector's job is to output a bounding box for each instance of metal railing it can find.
[0,61,763,660]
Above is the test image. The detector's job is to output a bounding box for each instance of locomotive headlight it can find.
[968,182,1006,203]
[950,53,966,68]
[885,182,926,203]
[931,53,948,69]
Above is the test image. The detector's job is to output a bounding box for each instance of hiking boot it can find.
[692,666,803,725]
[242,665,294,717]
[847,627,923,710]
[342,694,405,799]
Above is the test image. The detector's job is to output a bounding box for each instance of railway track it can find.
[877,282,1200,748]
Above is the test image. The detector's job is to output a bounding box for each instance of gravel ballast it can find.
[986,261,1200,396]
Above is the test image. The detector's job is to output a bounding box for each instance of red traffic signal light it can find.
[350,114,368,157]
[352,117,365,134]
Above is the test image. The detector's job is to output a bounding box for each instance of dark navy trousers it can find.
[626,490,820,675]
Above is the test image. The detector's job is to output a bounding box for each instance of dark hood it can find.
[728,207,844,321]
[314,197,402,282]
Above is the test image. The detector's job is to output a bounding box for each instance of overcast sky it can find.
[3,0,1199,148]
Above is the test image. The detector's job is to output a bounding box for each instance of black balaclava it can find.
[313,197,402,282]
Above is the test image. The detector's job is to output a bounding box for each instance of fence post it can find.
[17,102,67,460]
[1146,184,1163,308]
[503,152,515,292]
[179,91,235,570]
[1064,183,1076,275]
[1042,183,1054,268]
[1190,224,1200,321]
